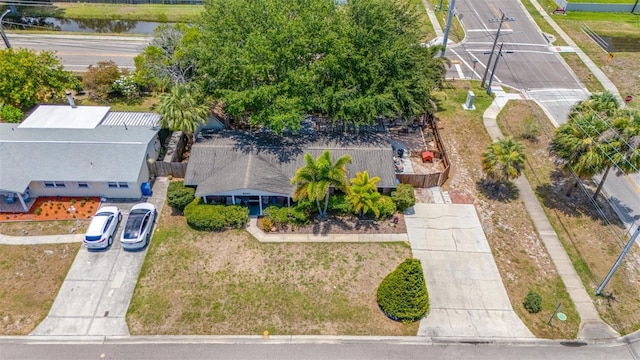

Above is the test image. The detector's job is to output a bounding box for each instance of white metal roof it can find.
[101,112,160,127]
[19,105,111,129]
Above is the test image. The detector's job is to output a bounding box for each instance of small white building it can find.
[0,105,161,212]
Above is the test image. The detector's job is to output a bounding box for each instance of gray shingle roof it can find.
[0,124,158,193]
[185,130,397,197]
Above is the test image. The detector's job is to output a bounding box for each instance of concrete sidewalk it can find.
[483,88,619,340]
[0,233,83,245]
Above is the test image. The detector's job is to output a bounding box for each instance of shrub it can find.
[0,104,23,123]
[523,290,543,314]
[167,181,195,212]
[83,61,128,99]
[376,195,397,219]
[328,194,353,215]
[391,184,416,212]
[263,206,309,226]
[111,74,139,98]
[184,198,249,231]
[377,258,429,323]
[520,116,541,140]
[34,208,42,216]
[261,217,274,232]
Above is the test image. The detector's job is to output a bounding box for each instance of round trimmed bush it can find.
[391,184,416,212]
[0,104,24,123]
[167,180,195,212]
[523,290,542,314]
[377,258,429,323]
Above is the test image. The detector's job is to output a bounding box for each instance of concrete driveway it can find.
[406,203,534,339]
[31,178,168,336]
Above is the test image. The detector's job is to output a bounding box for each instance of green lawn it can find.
[53,3,203,23]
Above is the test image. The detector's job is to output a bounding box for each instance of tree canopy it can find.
[138,0,445,134]
[0,48,79,110]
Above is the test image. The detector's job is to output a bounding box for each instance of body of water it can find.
[6,17,168,34]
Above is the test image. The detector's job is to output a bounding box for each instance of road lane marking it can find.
[455,64,464,79]
[626,175,640,194]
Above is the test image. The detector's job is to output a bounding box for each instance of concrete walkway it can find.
[31,177,169,337]
[408,203,534,339]
[483,88,619,340]
[0,233,83,245]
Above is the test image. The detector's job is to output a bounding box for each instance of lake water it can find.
[7,17,167,34]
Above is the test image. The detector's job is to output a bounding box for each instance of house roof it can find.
[185,130,397,197]
[0,124,159,193]
[101,112,160,127]
[18,105,111,129]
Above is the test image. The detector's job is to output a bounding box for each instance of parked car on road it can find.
[83,206,122,250]
[120,202,157,251]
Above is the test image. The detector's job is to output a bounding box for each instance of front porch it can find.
[0,192,34,213]
[202,195,291,216]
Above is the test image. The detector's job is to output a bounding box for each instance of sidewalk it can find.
[484,87,619,341]
[0,233,83,245]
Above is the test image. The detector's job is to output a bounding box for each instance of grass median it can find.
[127,206,417,336]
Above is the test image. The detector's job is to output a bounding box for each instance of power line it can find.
[480,9,515,88]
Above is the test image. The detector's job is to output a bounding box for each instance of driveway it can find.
[406,203,534,339]
[31,178,168,336]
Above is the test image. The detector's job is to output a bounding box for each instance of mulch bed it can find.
[257,213,407,235]
[0,197,100,222]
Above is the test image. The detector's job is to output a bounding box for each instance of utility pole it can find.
[480,9,514,88]
[0,9,11,49]
[596,226,640,296]
[441,0,456,57]
[485,44,513,95]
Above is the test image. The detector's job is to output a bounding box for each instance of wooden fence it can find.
[151,162,187,178]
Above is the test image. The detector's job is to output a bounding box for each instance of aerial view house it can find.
[184,129,398,216]
[0,104,161,212]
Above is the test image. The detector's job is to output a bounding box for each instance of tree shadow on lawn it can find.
[475,179,520,202]
[536,169,626,225]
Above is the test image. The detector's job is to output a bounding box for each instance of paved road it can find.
[1,336,639,360]
[5,34,151,70]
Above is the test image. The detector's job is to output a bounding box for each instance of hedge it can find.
[391,184,416,212]
[377,258,429,323]
[183,198,249,231]
[167,181,195,212]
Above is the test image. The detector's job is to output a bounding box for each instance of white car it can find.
[84,206,122,250]
[120,202,157,251]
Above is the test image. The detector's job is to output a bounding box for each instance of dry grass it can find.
[434,81,579,338]
[0,243,80,335]
[0,221,87,236]
[497,100,640,335]
[128,205,417,336]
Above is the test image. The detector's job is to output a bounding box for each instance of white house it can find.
[0,105,161,212]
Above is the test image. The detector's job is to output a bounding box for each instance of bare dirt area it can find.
[498,100,640,335]
[0,243,80,335]
[257,213,407,235]
[128,205,417,336]
[433,83,580,338]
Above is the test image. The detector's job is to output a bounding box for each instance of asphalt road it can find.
[1,337,639,360]
[5,33,151,70]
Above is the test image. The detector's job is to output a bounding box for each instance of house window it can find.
[44,181,55,188]
[44,181,65,188]
[78,182,89,188]
[118,182,129,188]
[55,182,66,188]
[108,182,129,189]
[108,182,118,188]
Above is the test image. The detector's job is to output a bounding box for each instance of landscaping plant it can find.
[377,258,429,323]
[167,181,195,212]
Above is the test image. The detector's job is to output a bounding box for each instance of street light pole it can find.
[486,43,503,95]
[0,9,11,49]
[480,10,514,88]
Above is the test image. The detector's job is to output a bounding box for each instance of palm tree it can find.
[569,90,621,119]
[347,171,382,219]
[291,151,352,218]
[550,113,612,197]
[481,137,526,192]
[158,83,209,144]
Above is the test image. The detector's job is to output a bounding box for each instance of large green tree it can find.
[569,90,621,119]
[158,83,210,142]
[166,0,444,134]
[291,151,352,218]
[0,48,79,110]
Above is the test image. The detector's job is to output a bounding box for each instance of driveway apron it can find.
[407,203,534,339]
[31,177,168,336]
